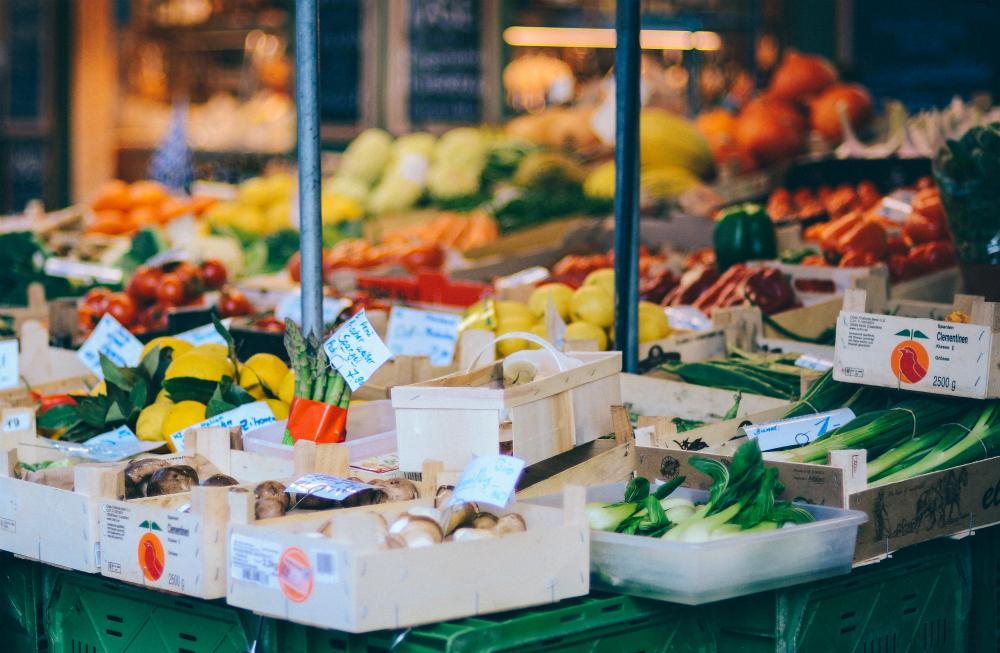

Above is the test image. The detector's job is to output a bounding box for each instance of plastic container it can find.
[527,483,867,605]
[969,525,1000,653]
[267,592,717,653]
[0,552,43,653]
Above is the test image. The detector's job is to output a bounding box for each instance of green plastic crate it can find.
[269,592,716,653]
[42,566,260,653]
[713,537,970,653]
[0,552,44,653]
[969,525,1000,653]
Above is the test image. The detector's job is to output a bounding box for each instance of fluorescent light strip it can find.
[502,27,721,51]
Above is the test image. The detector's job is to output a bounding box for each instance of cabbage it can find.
[391,132,437,160]
[339,128,392,184]
[367,174,425,215]
[322,175,370,204]
[427,165,481,199]
[434,127,488,170]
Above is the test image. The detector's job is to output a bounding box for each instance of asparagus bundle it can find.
[284,318,352,409]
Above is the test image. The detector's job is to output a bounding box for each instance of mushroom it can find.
[201,474,239,487]
[494,513,527,535]
[381,477,420,502]
[390,515,443,548]
[146,465,199,497]
[254,481,290,511]
[434,486,453,509]
[442,502,477,536]
[123,459,170,499]
[472,512,499,530]
[255,498,287,520]
[340,488,389,509]
[451,527,499,542]
[229,487,249,494]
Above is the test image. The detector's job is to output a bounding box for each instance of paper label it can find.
[168,402,276,453]
[446,455,526,508]
[0,339,18,390]
[794,354,834,372]
[285,473,376,502]
[386,307,461,366]
[76,314,144,379]
[275,293,351,327]
[230,533,282,589]
[3,411,32,433]
[545,296,566,350]
[743,408,856,452]
[875,190,915,223]
[665,306,714,332]
[323,310,392,391]
[834,312,994,397]
[311,549,339,584]
[174,319,232,346]
[43,258,123,284]
[396,152,430,185]
[495,266,549,289]
[51,425,163,462]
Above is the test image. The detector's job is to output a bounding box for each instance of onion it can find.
[734,99,807,166]
[810,83,875,142]
[767,50,838,104]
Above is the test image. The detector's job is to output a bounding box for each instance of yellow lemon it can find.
[496,321,533,357]
[528,323,548,349]
[265,201,292,232]
[237,176,272,206]
[189,343,229,359]
[565,321,608,351]
[238,367,266,400]
[243,354,289,394]
[278,369,295,404]
[160,401,207,439]
[164,352,235,382]
[638,301,672,343]
[494,300,534,323]
[90,381,106,396]
[583,268,615,298]
[263,399,290,420]
[136,400,174,442]
[156,388,170,402]
[528,283,573,321]
[570,285,614,328]
[141,336,193,361]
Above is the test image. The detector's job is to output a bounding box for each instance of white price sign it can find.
[743,408,856,452]
[0,339,18,389]
[168,401,276,453]
[51,425,164,462]
[386,307,461,366]
[175,319,232,347]
[76,314,144,379]
[446,455,526,508]
[322,310,392,391]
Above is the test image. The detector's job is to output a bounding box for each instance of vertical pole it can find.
[746,0,760,87]
[614,0,641,374]
[296,0,323,338]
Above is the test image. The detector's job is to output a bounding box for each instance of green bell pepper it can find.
[713,202,778,272]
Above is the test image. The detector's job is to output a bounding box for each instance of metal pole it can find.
[296,0,324,338]
[614,0,641,374]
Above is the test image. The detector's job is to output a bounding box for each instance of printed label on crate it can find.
[742,408,856,452]
[875,189,915,223]
[794,354,834,372]
[286,474,376,502]
[51,425,162,462]
[2,410,31,433]
[44,257,124,284]
[168,402,275,453]
[0,339,18,390]
[279,547,314,602]
[495,266,549,289]
[276,293,351,327]
[311,549,339,584]
[102,502,202,592]
[230,533,282,589]
[76,314,144,379]
[665,306,715,332]
[386,307,462,366]
[834,311,994,397]
[350,454,399,475]
[445,455,526,508]
[174,318,232,346]
[323,310,392,391]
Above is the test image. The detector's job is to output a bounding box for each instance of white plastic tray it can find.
[527,482,867,605]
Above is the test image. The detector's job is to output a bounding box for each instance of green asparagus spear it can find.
[337,379,352,410]
[325,370,345,405]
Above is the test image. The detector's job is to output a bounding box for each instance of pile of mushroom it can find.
[250,476,422,520]
[123,458,239,499]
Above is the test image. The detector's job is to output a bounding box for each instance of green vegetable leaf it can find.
[727,438,762,485]
[105,401,126,424]
[36,405,80,430]
[767,502,815,525]
[689,457,730,506]
[72,397,108,428]
[723,392,742,421]
[212,313,241,378]
[205,384,236,419]
[100,353,135,392]
[642,496,669,528]
[162,377,219,404]
[221,376,258,406]
[140,345,161,381]
[129,381,148,411]
[653,475,686,500]
[58,421,103,443]
[623,477,650,504]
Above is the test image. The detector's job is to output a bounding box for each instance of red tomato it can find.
[126,266,162,306]
[156,273,186,306]
[137,303,169,331]
[908,241,957,272]
[287,251,302,282]
[910,188,946,225]
[253,316,286,332]
[839,251,880,268]
[400,244,445,273]
[218,287,254,318]
[198,259,228,290]
[37,394,77,416]
[888,254,919,283]
[903,211,949,246]
[887,236,909,256]
[78,288,113,330]
[105,293,137,327]
[168,261,201,300]
[82,287,112,311]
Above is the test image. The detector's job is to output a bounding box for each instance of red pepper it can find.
[836,220,888,260]
[902,210,949,246]
[639,269,678,304]
[743,267,796,314]
[856,181,882,211]
[691,264,747,312]
[907,241,956,272]
[887,254,919,283]
[37,394,77,416]
[839,251,880,268]
[824,183,859,219]
[910,187,946,224]
[664,264,720,307]
[767,188,793,222]
[820,211,863,252]
[887,236,909,256]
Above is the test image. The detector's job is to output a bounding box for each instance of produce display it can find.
[654,349,817,400]
[88,179,218,235]
[281,319,351,445]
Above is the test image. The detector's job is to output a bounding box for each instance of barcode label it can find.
[230,533,281,589]
[312,550,339,584]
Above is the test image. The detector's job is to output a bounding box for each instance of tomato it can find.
[908,241,957,272]
[287,251,302,282]
[105,293,137,327]
[82,287,112,311]
[835,220,888,260]
[171,262,202,299]
[326,239,375,271]
[138,303,169,331]
[839,251,880,268]
[400,244,445,273]
[888,254,919,283]
[198,259,228,290]
[126,266,162,306]
[156,273,186,306]
[887,236,909,257]
[856,181,882,211]
[911,188,946,224]
[253,316,286,332]
[903,207,949,246]
[218,287,254,318]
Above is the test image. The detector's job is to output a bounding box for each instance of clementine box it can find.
[833,290,999,399]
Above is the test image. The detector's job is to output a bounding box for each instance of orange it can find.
[89,210,136,235]
[91,180,132,212]
[188,195,218,216]
[157,197,191,223]
[129,205,159,226]
[128,180,169,207]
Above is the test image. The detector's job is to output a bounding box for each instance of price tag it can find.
[875,190,916,224]
[43,258,123,284]
[167,401,276,453]
[175,319,232,347]
[3,411,32,433]
[742,408,855,452]
[275,293,351,327]
[794,354,834,372]
[323,310,392,391]
[386,307,461,366]
[76,314,144,379]
[286,474,377,502]
[50,425,163,463]
[665,306,714,332]
[0,339,18,389]
[495,266,549,289]
[445,455,526,508]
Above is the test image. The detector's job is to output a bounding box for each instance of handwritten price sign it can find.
[323,310,392,391]
[76,314,143,379]
[447,455,526,508]
[0,339,18,390]
[386,307,461,366]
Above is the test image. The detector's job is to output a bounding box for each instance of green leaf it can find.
[129,381,148,411]
[162,377,219,404]
[140,345,161,381]
[36,405,81,430]
[205,384,236,419]
[767,502,815,524]
[222,379,258,406]
[894,329,911,338]
[100,353,135,392]
[58,421,103,443]
[653,475,686,500]
[723,392,742,421]
[623,477,650,504]
[728,438,762,485]
[212,313,241,378]
[73,398,108,428]
[642,495,669,528]
[689,457,730,506]
[913,330,929,339]
[105,401,126,424]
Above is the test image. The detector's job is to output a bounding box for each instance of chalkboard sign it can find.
[408,0,481,125]
[318,0,361,123]
[853,1,1000,111]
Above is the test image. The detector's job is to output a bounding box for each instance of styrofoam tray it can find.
[526,482,867,605]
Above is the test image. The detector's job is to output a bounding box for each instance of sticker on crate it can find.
[102,502,203,593]
[76,314,144,379]
[834,311,996,397]
[323,309,392,391]
[230,532,281,589]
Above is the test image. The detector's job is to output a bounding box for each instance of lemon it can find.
[136,400,174,442]
[189,343,229,359]
[160,401,207,439]
[141,336,194,361]
[238,176,273,206]
[265,201,291,232]
[90,381,106,396]
[165,351,235,382]
[263,399,290,420]
[528,323,548,349]
[496,321,533,357]
[278,370,296,404]
[238,368,266,400]
[244,354,289,394]
[565,321,608,351]
[528,283,573,321]
[638,301,672,343]
[495,300,534,323]
[156,388,170,402]
[234,205,266,234]
[583,268,615,298]
[570,285,614,328]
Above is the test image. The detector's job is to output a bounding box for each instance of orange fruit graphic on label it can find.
[890,339,929,384]
[278,547,313,602]
[138,532,165,581]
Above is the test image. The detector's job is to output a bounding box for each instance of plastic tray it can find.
[527,483,867,605]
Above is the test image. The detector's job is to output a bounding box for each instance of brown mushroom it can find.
[201,474,239,487]
[472,512,499,530]
[390,515,443,548]
[451,527,499,542]
[146,465,199,497]
[254,481,290,511]
[229,487,249,493]
[494,513,527,535]
[255,497,287,520]
[434,486,454,509]
[123,459,170,499]
[381,477,420,502]
[442,502,477,535]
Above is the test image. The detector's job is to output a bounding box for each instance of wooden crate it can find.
[224,485,590,632]
[620,373,791,426]
[834,289,999,399]
[637,328,727,365]
[391,351,622,473]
